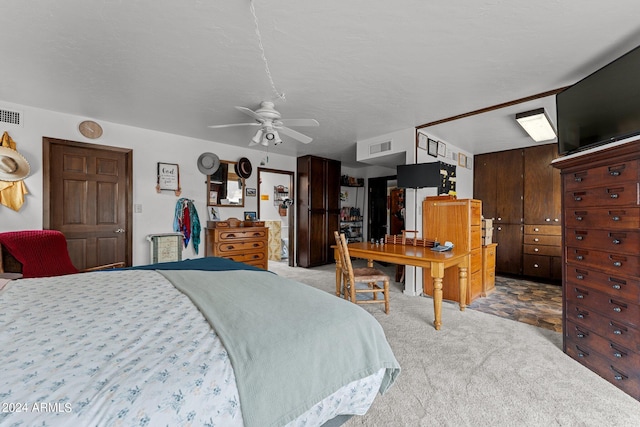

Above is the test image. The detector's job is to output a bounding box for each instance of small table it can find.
[333,242,469,330]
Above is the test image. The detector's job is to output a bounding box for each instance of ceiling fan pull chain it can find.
[249,0,286,102]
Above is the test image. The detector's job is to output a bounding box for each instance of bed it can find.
[0,258,400,426]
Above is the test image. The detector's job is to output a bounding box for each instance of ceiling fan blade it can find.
[208,123,260,129]
[278,118,319,127]
[278,126,313,144]
[235,106,266,122]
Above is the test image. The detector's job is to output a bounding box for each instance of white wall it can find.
[0,100,295,265]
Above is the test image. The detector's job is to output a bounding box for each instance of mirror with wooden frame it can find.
[206,160,245,207]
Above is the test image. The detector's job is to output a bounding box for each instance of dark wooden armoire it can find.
[296,155,341,267]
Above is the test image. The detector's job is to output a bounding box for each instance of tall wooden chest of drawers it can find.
[422,198,483,304]
[204,224,268,270]
[553,140,639,400]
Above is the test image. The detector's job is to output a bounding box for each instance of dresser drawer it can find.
[217,229,267,241]
[524,225,561,235]
[566,319,640,375]
[565,207,640,229]
[566,266,640,303]
[216,240,266,254]
[523,254,561,279]
[471,226,482,249]
[223,252,266,264]
[524,243,562,257]
[566,339,640,399]
[567,285,640,328]
[565,183,638,208]
[563,160,638,191]
[566,229,640,254]
[566,247,639,277]
[566,300,640,351]
[523,234,561,246]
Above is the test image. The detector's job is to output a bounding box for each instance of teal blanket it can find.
[159,269,400,427]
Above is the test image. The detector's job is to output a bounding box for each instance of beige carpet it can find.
[268,261,640,427]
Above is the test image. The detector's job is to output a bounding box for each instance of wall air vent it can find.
[0,108,23,127]
[369,140,391,155]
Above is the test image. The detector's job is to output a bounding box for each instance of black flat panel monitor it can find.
[557,45,640,154]
[396,162,440,188]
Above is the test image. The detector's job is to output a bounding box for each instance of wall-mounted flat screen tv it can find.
[397,162,440,188]
[556,45,640,155]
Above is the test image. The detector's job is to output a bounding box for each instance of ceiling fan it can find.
[208,101,319,146]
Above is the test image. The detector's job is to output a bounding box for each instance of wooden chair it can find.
[333,231,390,314]
[0,230,124,279]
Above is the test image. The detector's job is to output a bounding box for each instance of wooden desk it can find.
[333,242,469,330]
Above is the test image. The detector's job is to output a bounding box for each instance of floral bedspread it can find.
[0,269,382,426]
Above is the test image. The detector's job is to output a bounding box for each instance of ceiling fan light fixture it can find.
[272,130,283,145]
[515,108,556,142]
[252,129,264,144]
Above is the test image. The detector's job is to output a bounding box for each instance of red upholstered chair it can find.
[0,230,124,279]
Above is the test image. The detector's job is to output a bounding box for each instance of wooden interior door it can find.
[43,138,132,269]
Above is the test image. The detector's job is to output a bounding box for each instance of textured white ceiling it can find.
[1,1,640,167]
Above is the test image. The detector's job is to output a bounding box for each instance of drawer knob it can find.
[576,235,583,240]
[577,352,586,358]
[576,216,583,221]
[613,329,622,335]
[610,193,619,199]
[533,263,539,268]
[613,307,622,313]
[614,375,624,381]
[612,284,621,290]
[577,313,585,319]
[574,177,583,182]
[612,216,620,221]
[545,218,551,222]
[576,294,584,299]
[576,275,584,280]
[534,227,540,231]
[574,196,582,201]
[576,333,585,338]
[609,170,621,176]
[534,238,539,242]
[534,248,539,252]
[576,255,584,261]
[613,352,623,358]
[613,261,622,267]
[612,239,621,244]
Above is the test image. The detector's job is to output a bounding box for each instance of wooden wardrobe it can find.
[296,155,341,267]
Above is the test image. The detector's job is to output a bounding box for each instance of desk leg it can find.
[334,248,342,297]
[458,266,467,311]
[430,262,445,330]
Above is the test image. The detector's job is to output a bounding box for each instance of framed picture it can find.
[208,206,220,221]
[417,133,428,150]
[209,190,218,205]
[458,153,467,167]
[244,211,257,221]
[246,188,257,197]
[466,156,473,170]
[437,141,446,157]
[157,162,179,191]
[427,138,438,157]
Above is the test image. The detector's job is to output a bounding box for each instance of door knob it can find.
[115,228,125,233]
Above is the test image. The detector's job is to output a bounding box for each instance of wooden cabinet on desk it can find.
[205,225,268,270]
[554,140,640,401]
[422,198,483,304]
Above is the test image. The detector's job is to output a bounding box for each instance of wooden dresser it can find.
[204,222,268,270]
[422,198,483,303]
[482,243,497,296]
[553,140,639,401]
